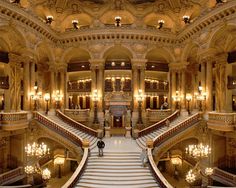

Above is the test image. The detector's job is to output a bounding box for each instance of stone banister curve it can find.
[62,148,89,188]
[212,167,236,186]
[137,110,180,137]
[56,110,98,137]
[148,113,201,188]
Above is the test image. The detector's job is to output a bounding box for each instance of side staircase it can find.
[136,113,190,149]
[45,112,98,149]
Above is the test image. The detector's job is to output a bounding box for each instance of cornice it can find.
[176,1,236,43]
[0,0,236,48]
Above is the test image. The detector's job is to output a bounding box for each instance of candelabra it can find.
[44,93,50,115]
[136,89,144,124]
[30,84,42,111]
[186,93,192,115]
[195,86,206,111]
[92,89,99,124]
[54,157,65,178]
[172,91,181,110]
[54,90,63,109]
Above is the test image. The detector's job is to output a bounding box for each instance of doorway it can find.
[113,116,122,128]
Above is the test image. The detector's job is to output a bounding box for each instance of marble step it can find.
[80,175,155,181]
[84,168,151,173]
[75,183,160,188]
[78,179,157,185]
[82,172,152,177]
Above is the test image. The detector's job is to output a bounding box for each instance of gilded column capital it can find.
[169,62,188,71]
[89,59,105,68]
[58,63,68,73]
[131,58,147,69]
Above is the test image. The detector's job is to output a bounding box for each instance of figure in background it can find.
[140,148,148,167]
[104,110,110,127]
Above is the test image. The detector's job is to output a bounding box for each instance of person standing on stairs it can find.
[140,148,148,167]
[97,139,105,156]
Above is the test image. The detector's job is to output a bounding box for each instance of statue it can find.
[126,109,131,127]
[104,110,110,127]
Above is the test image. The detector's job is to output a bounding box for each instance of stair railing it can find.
[138,110,180,137]
[34,112,83,147]
[0,167,24,185]
[56,110,98,137]
[62,148,89,188]
[148,113,201,188]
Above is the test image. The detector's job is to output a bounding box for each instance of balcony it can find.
[0,112,28,131]
[67,81,91,92]
[207,112,236,131]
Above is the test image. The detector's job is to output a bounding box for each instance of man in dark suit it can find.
[97,139,105,156]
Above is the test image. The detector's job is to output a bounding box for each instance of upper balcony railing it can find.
[0,112,28,131]
[67,81,91,93]
[207,112,236,132]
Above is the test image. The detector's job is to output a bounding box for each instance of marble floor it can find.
[91,136,141,152]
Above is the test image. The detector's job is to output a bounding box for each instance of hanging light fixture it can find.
[183,15,190,24]
[72,20,79,29]
[205,167,214,176]
[42,168,51,180]
[185,169,196,183]
[158,20,165,29]
[185,143,211,158]
[46,16,53,24]
[115,16,122,27]
[25,142,50,157]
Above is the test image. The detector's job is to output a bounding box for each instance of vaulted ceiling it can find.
[20,0,216,33]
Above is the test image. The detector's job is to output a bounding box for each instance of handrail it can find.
[0,167,24,185]
[153,113,200,146]
[148,113,200,188]
[56,110,98,137]
[138,110,180,137]
[213,167,236,183]
[34,112,83,147]
[147,149,173,188]
[62,148,89,188]
[0,185,32,188]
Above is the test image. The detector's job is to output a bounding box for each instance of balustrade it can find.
[34,112,83,147]
[207,112,236,131]
[67,81,91,92]
[212,167,236,186]
[137,110,179,137]
[64,109,90,122]
[0,112,28,131]
[146,109,172,122]
[147,113,200,188]
[62,148,89,188]
[56,110,98,137]
[0,167,24,185]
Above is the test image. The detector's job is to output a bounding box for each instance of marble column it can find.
[132,66,139,111]
[97,64,104,111]
[206,60,213,111]
[8,53,22,112]
[49,67,55,109]
[4,64,10,112]
[201,62,206,91]
[30,60,36,110]
[59,68,66,109]
[171,70,176,110]
[181,69,186,109]
[23,59,30,111]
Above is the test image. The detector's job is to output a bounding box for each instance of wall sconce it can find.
[72,20,79,29]
[92,89,99,124]
[115,16,121,27]
[158,20,165,29]
[195,86,206,111]
[183,15,190,24]
[46,16,53,24]
[172,91,181,110]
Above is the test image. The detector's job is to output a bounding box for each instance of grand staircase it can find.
[45,112,98,149]
[136,113,191,149]
[76,138,159,188]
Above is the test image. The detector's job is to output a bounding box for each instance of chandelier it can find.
[24,165,35,174]
[205,167,214,176]
[42,168,51,180]
[25,142,50,157]
[185,169,196,183]
[185,143,211,158]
